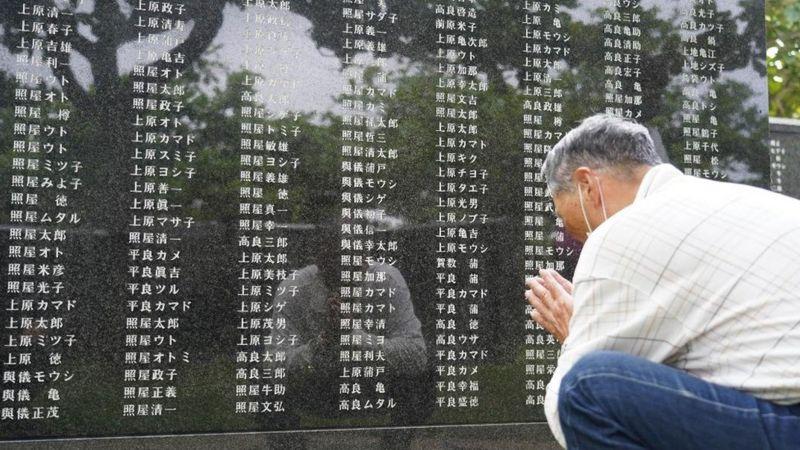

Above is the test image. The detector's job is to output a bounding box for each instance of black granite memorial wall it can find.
[0,0,768,447]
[770,117,800,199]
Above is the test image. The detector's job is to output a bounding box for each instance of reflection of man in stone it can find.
[525,114,800,449]
[270,220,428,426]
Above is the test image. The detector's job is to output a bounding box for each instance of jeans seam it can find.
[560,403,580,450]
[756,411,774,450]
[562,371,761,414]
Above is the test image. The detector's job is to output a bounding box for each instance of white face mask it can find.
[576,176,608,238]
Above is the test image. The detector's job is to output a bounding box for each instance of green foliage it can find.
[767,0,800,118]
[0,0,775,436]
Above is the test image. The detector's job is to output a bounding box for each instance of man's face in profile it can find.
[552,189,589,243]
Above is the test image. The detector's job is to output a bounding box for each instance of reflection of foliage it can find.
[0,0,771,223]
[0,0,772,437]
[0,0,233,112]
[384,72,523,223]
[557,4,685,122]
[0,0,238,231]
[767,0,800,118]
[178,70,341,224]
[661,79,769,183]
[292,0,573,87]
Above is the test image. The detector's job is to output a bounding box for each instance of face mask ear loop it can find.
[596,176,609,221]
[576,182,593,236]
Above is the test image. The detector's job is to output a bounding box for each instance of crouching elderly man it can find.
[526,114,800,449]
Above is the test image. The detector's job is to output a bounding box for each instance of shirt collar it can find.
[634,163,683,202]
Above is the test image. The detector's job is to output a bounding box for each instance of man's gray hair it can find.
[542,114,663,194]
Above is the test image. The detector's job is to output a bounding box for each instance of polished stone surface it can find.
[4,423,562,450]
[770,118,800,199]
[0,0,767,445]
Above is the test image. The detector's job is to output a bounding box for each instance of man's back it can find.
[568,164,800,404]
[536,115,800,448]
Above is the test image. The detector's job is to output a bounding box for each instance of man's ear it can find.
[572,166,599,205]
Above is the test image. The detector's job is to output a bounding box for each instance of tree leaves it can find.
[767,0,800,118]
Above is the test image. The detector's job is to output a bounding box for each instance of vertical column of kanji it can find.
[519,0,569,411]
[602,0,644,120]
[679,1,724,180]
[123,2,194,419]
[432,0,489,412]
[770,137,787,194]
[339,2,363,411]
[337,1,401,415]
[234,0,301,417]
[3,2,80,424]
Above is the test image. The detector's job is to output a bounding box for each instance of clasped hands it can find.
[525,269,574,343]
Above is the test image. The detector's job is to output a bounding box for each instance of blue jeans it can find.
[558,351,800,450]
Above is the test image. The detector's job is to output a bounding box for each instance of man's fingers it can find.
[539,269,568,298]
[524,276,543,290]
[525,289,544,309]
[527,278,553,304]
[548,269,574,294]
[530,309,556,335]
[526,274,571,343]
[530,309,548,328]
[528,293,559,327]
[525,271,572,344]
[531,309,565,342]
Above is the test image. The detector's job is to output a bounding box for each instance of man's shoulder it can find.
[642,173,799,207]
[604,175,796,232]
[578,176,800,280]
[578,177,725,272]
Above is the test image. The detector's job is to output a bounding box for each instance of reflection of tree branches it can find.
[1,0,238,235]
[149,1,226,82]
[736,0,767,74]
[50,45,89,110]
[1,0,233,103]
[706,6,764,77]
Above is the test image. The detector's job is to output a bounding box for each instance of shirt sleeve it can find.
[545,275,687,448]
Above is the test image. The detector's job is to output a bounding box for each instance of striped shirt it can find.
[545,163,800,447]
